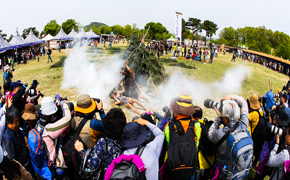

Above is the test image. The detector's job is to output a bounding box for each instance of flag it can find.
[42,33,46,38]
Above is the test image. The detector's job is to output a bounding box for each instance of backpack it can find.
[79,138,108,180]
[219,122,253,180]
[63,117,89,179]
[168,120,198,179]
[28,123,55,180]
[198,118,217,157]
[106,146,146,180]
[252,110,266,133]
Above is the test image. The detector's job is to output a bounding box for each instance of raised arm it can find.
[116,81,125,96]
[125,61,133,74]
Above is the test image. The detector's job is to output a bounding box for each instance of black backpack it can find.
[168,120,198,179]
[198,118,217,157]
[251,110,267,141]
[109,146,146,180]
[63,117,88,179]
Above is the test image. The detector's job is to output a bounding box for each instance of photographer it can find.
[255,104,288,180]
[207,94,252,179]
[267,123,290,180]
[26,79,42,105]
[3,64,13,85]
[71,94,105,149]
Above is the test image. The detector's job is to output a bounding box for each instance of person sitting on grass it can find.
[110,81,148,115]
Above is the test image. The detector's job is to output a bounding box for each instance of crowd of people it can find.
[2,43,290,180]
[146,42,219,64]
[0,45,55,69]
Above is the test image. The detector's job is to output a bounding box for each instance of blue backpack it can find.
[28,123,54,180]
[225,122,254,180]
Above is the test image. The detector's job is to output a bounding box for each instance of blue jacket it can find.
[266,91,275,110]
[3,127,29,166]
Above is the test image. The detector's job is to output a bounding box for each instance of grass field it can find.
[5,43,289,122]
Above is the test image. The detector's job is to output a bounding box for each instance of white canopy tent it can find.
[9,29,30,47]
[24,29,45,45]
[42,34,54,41]
[0,32,14,52]
[52,28,70,40]
[67,28,77,40]
[87,28,100,39]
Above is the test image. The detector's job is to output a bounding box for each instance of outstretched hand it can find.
[214,107,222,117]
[134,118,149,126]
[96,99,103,111]
[220,95,232,102]
[120,81,124,86]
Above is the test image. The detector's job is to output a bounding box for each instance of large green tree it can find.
[219,26,238,46]
[182,18,191,41]
[123,24,133,37]
[186,18,202,43]
[62,19,78,34]
[0,30,7,40]
[7,34,13,42]
[43,20,61,36]
[111,25,124,35]
[21,27,39,39]
[201,20,218,43]
[144,22,169,40]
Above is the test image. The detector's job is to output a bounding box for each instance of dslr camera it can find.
[38,91,44,98]
[92,98,100,103]
[204,99,223,113]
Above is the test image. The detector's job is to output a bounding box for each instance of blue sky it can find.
[1,0,289,39]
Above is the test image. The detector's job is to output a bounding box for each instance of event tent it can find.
[52,28,70,40]
[42,34,54,41]
[87,29,100,39]
[0,32,14,52]
[9,29,31,48]
[67,28,77,40]
[78,27,89,39]
[167,36,175,42]
[24,29,45,45]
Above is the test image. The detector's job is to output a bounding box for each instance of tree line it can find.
[1,19,174,42]
[182,18,218,45]
[216,26,290,60]
[1,18,219,44]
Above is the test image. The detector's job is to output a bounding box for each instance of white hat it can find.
[221,100,240,121]
[0,146,3,164]
[3,65,10,72]
[41,97,57,116]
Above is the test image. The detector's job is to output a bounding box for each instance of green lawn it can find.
[6,45,288,122]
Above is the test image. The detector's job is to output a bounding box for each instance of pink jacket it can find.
[39,102,71,168]
[104,154,146,180]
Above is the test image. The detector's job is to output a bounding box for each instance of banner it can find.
[175,12,182,42]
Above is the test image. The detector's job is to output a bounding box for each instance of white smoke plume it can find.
[158,65,251,105]
[62,42,124,107]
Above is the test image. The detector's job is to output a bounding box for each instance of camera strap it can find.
[216,122,240,147]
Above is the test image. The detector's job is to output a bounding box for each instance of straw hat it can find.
[248,94,260,110]
[170,92,195,116]
[22,103,38,120]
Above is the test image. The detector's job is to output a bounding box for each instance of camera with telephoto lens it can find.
[204,99,223,113]
[265,122,287,137]
[38,91,44,98]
